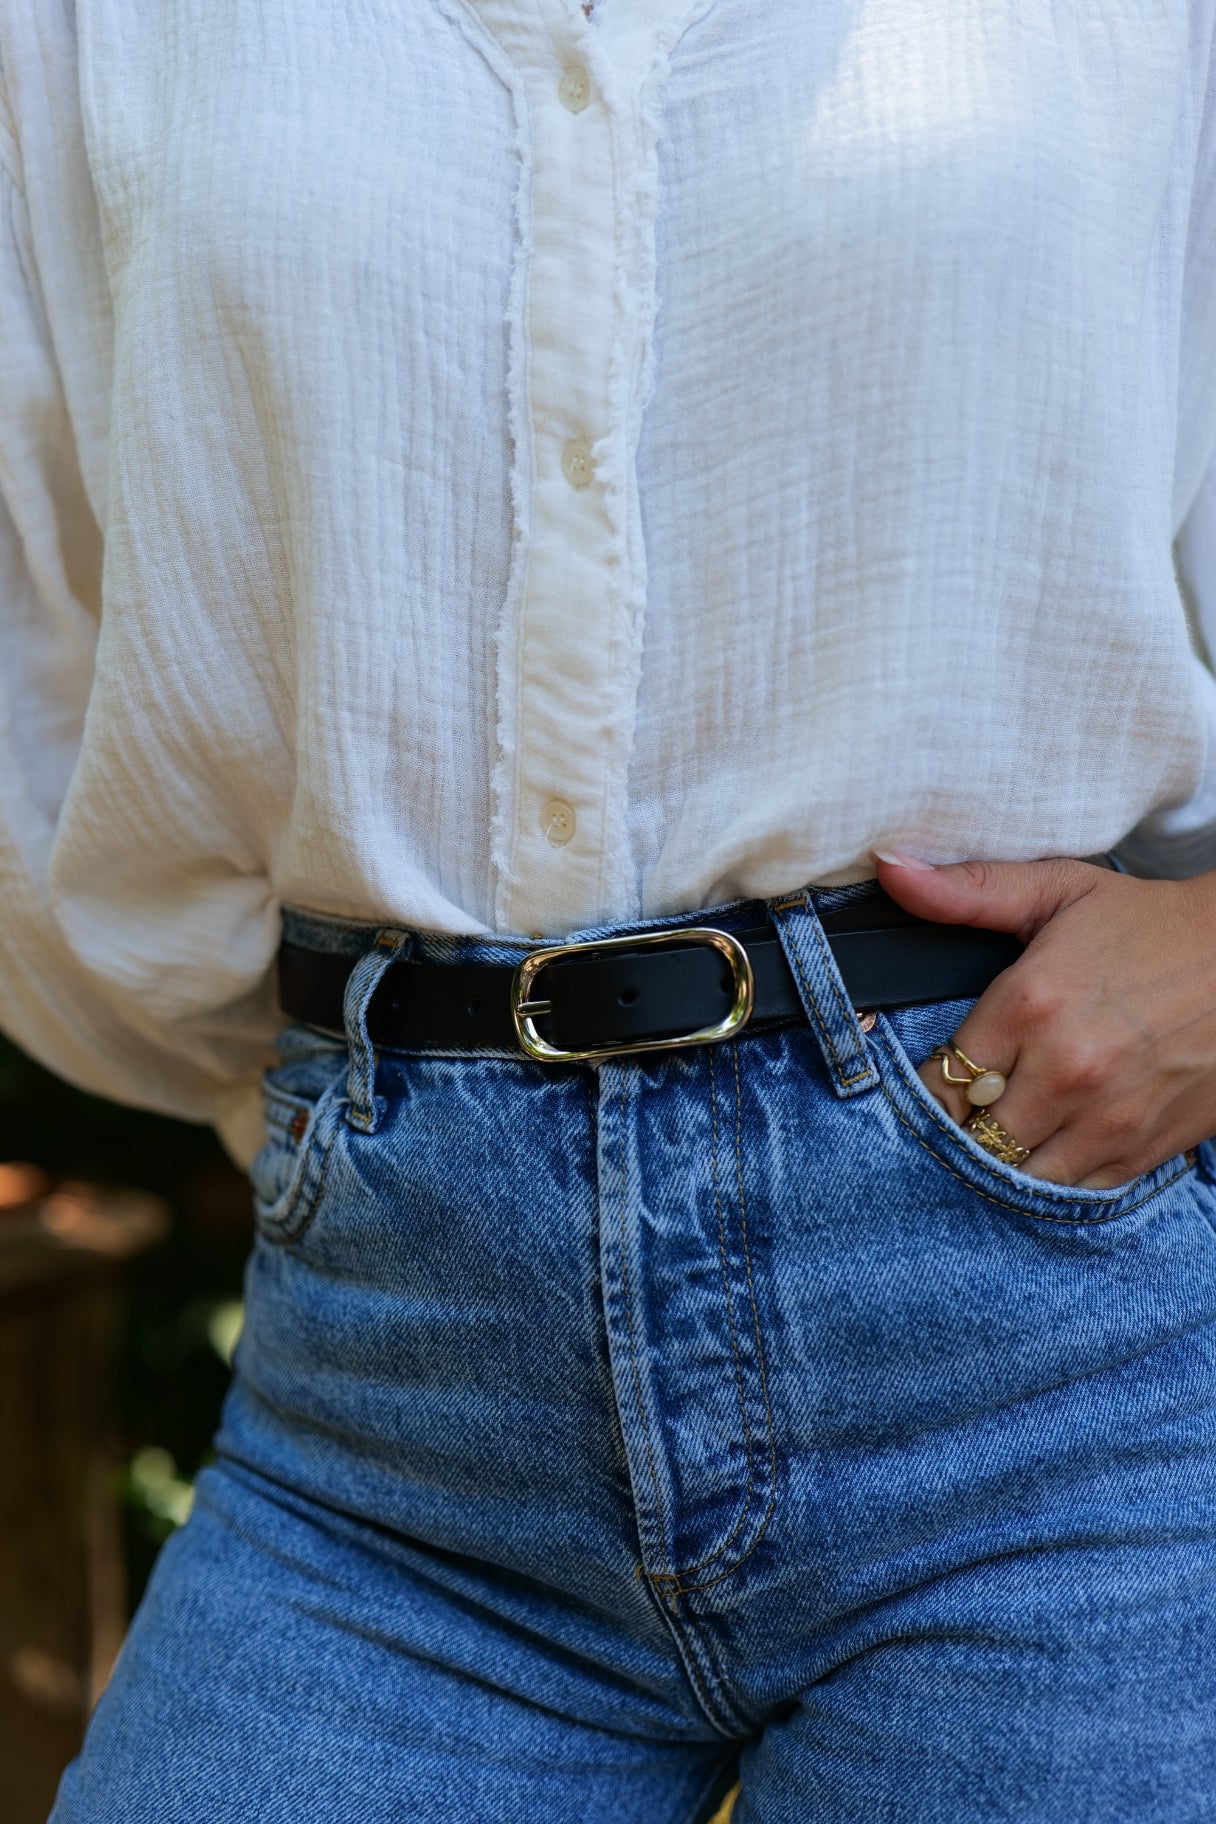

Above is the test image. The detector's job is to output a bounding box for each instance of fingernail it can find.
[873,850,935,871]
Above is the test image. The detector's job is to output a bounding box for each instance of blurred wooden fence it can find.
[0,1170,165,1823]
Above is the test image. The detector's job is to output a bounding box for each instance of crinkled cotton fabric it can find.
[4,0,1216,1157]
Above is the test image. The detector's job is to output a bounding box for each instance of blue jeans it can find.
[52,882,1216,1821]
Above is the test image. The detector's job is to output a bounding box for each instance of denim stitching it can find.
[656,1504,777,1595]
[770,900,874,1090]
[658,1604,742,1738]
[346,928,411,1131]
[684,1610,735,1720]
[873,1019,1193,1217]
[729,1038,778,1539]
[279,1142,335,1242]
[261,1097,310,1150]
[264,1094,344,1244]
[876,1050,1192,1225]
[687,1607,754,1736]
[347,1063,377,1133]
[262,1083,311,1125]
[648,1046,780,1601]
[653,1045,760,1586]
[804,906,879,1089]
[617,1073,672,1575]
[255,1098,323,1235]
[774,910,855,1086]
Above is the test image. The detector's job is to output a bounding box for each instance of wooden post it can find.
[0,1174,166,1823]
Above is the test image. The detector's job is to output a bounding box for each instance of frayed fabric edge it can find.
[580,6,711,924]
[442,0,535,931]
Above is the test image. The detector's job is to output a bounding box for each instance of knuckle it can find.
[1087,1102,1129,1148]
[958,858,998,897]
[1008,976,1065,1031]
[1082,1089,1157,1162]
[1056,1042,1109,1097]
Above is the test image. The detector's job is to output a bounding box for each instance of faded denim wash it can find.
[52,882,1216,1822]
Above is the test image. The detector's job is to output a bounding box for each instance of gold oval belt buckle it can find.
[510,926,755,1063]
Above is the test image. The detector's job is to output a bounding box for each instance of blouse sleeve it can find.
[1174,19,1216,650]
[1116,15,1216,879]
[0,125,270,1165]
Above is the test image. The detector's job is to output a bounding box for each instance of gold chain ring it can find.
[961,1107,1031,1166]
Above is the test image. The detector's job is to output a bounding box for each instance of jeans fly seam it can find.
[682,1600,758,1737]
[654,1596,745,1738]
[639,1524,751,1736]
[617,1073,672,1576]
[877,1063,1193,1225]
[649,1039,761,1582]
[650,1049,779,1600]
[771,902,873,1090]
[730,1037,778,1543]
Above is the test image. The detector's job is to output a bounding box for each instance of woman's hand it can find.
[873,853,1216,1188]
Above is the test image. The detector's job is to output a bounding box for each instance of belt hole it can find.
[466,999,482,1017]
[618,985,638,1006]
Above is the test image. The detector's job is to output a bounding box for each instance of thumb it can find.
[872,853,1098,942]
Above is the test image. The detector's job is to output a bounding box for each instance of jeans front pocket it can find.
[874,995,1196,1228]
[250,1027,349,1243]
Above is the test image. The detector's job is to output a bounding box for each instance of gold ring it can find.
[930,1044,1029,1165]
[962,1108,1031,1167]
[931,1042,1008,1108]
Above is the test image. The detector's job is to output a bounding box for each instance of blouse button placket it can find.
[459,0,691,935]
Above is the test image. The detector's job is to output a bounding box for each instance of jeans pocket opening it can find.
[871,1013,1193,1227]
[252,1073,347,1243]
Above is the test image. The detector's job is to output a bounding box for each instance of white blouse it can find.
[2,0,1216,1163]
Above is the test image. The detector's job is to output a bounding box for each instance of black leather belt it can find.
[277,890,1022,1062]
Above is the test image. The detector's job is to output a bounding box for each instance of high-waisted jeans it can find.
[52,882,1216,1822]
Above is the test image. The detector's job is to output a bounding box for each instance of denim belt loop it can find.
[343,927,413,1133]
[767,889,880,1100]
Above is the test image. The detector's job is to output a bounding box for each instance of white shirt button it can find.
[558,65,591,113]
[541,797,576,846]
[561,438,595,489]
